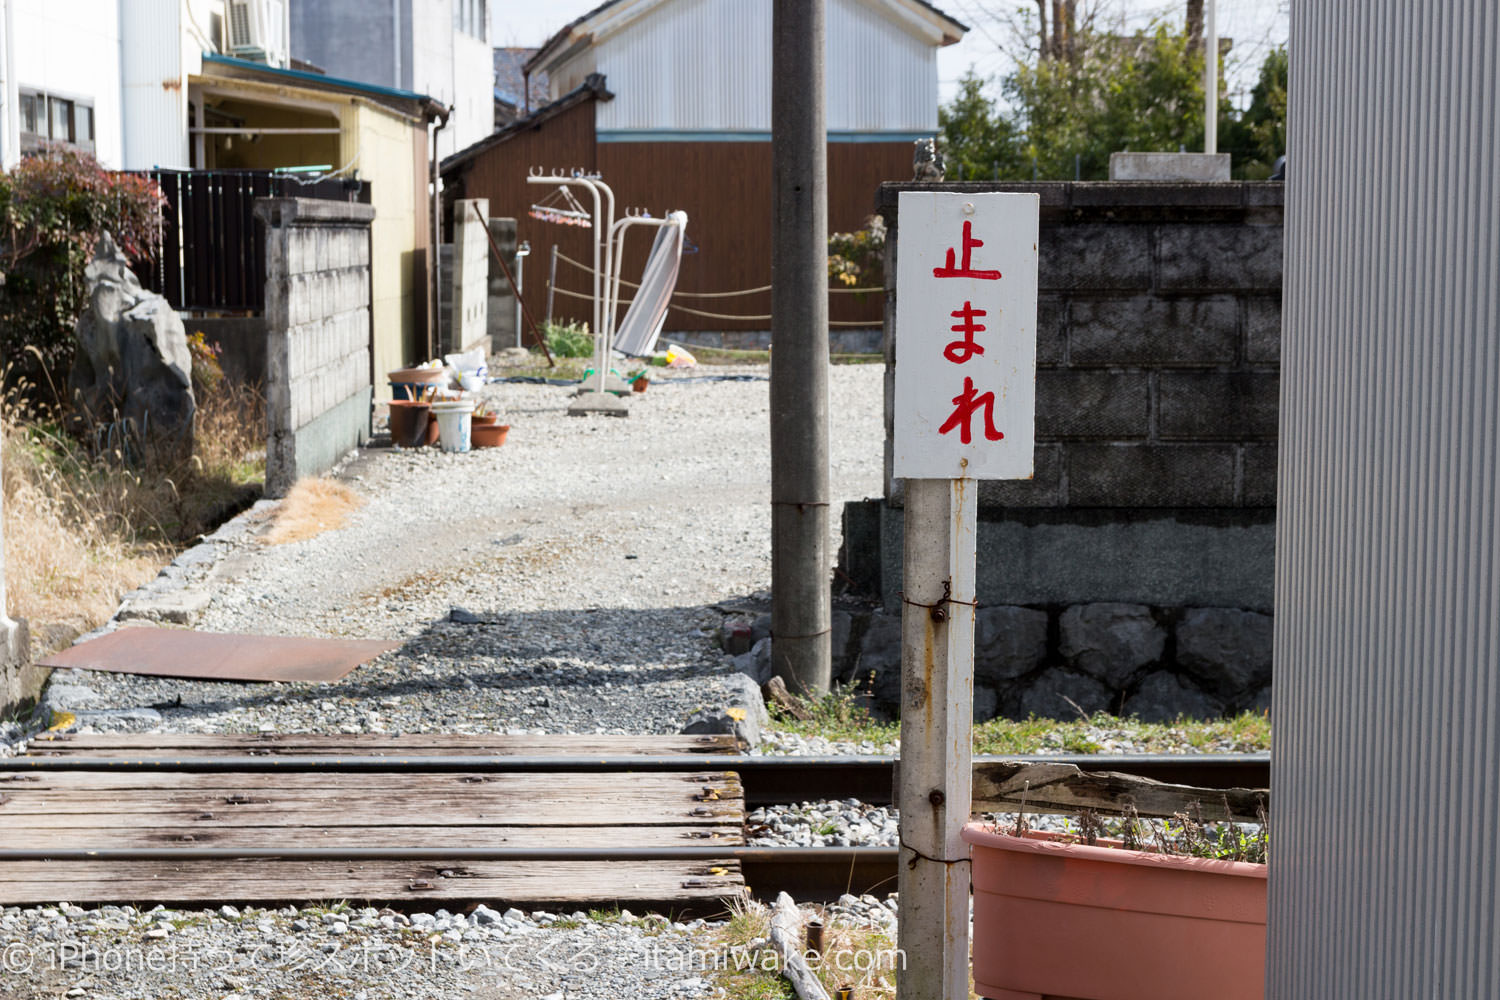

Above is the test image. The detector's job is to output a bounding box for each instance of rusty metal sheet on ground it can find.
[37,628,400,683]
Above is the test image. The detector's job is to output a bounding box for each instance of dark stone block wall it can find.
[837,181,1283,720]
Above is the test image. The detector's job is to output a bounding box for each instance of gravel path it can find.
[23,364,885,740]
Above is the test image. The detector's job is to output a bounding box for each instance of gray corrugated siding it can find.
[1271,2,1499,997]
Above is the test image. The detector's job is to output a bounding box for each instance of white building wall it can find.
[568,0,938,136]
[407,0,489,161]
[120,0,217,170]
[10,0,122,165]
[447,28,491,154]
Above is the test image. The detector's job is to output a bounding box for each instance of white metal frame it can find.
[526,168,684,397]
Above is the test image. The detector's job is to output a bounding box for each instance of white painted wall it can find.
[408,0,489,160]
[119,0,220,170]
[551,0,940,135]
[9,0,122,165]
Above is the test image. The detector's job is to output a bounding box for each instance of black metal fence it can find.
[131,170,371,313]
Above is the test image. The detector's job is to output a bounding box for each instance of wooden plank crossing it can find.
[0,735,747,909]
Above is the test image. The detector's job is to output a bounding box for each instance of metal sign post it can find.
[893,191,1038,999]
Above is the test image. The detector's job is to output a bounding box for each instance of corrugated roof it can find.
[201,53,445,116]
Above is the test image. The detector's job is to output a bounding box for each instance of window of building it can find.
[455,0,486,39]
[19,92,41,135]
[18,89,95,154]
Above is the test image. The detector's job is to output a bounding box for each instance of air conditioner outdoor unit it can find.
[227,0,287,66]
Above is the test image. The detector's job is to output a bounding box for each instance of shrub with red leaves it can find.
[0,145,164,399]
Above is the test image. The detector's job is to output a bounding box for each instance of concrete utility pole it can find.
[769,0,831,696]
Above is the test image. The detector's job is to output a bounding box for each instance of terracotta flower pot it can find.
[471,423,510,448]
[963,824,1267,1000]
[472,413,500,426]
[388,366,448,384]
[386,400,434,449]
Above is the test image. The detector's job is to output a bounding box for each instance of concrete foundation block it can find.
[1158,371,1279,441]
[1240,444,1278,506]
[1036,296,1067,366]
[1039,224,1153,291]
[1245,295,1282,364]
[1037,370,1150,439]
[1069,296,1239,367]
[1157,223,1283,291]
[1066,444,1238,507]
[975,445,1064,509]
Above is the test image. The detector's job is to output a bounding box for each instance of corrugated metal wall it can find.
[1271,2,1500,996]
[586,0,936,134]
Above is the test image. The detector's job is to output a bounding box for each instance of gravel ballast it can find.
[20,364,884,742]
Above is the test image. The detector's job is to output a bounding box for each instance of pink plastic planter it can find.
[962,824,1267,1000]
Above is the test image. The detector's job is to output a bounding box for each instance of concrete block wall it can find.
[1,438,36,718]
[447,198,490,355]
[843,181,1283,719]
[256,198,377,499]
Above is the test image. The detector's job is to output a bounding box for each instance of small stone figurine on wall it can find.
[913,138,945,181]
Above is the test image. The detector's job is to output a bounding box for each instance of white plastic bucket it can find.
[430,398,476,453]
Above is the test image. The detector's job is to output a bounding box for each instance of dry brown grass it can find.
[263,478,364,545]
[2,369,266,657]
[1,425,163,646]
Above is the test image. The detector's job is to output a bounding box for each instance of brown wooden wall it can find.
[446,107,907,334]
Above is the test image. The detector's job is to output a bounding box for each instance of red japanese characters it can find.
[934,223,1004,444]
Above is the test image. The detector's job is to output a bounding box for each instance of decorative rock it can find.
[1126,671,1225,723]
[471,905,503,926]
[720,620,754,656]
[68,233,196,460]
[1175,607,1274,696]
[975,606,1049,683]
[1059,603,1165,687]
[853,612,902,709]
[448,606,483,625]
[731,637,772,686]
[830,610,853,675]
[1017,668,1112,720]
[1249,686,1271,714]
[681,673,768,747]
[750,613,772,647]
[38,682,101,715]
[974,685,999,722]
[116,587,211,625]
